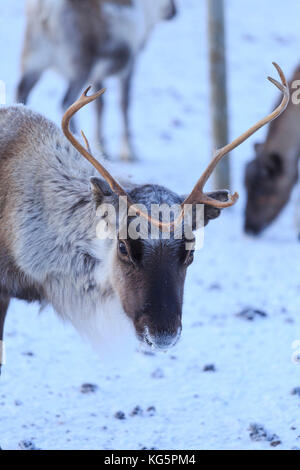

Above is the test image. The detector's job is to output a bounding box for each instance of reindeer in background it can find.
[16,0,177,161]
[0,64,288,372]
[245,64,300,237]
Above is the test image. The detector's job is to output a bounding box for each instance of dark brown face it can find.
[244,148,295,235]
[91,179,228,350]
[112,236,194,350]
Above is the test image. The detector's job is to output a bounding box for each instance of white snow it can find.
[1,0,300,450]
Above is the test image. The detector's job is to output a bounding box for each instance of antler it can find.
[182,62,290,209]
[62,86,130,199]
[61,63,289,229]
[61,88,166,227]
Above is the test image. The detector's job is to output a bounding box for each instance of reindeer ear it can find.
[181,190,230,230]
[203,190,230,226]
[90,177,114,205]
[91,178,120,236]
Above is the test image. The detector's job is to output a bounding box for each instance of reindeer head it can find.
[62,63,288,349]
[90,179,228,349]
[245,143,297,235]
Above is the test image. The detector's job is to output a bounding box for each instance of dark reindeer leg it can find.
[16,70,43,104]
[120,64,135,162]
[0,296,10,376]
[94,80,109,159]
[62,72,90,133]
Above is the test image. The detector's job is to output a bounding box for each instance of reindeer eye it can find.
[118,241,128,257]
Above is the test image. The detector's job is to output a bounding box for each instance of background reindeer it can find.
[0,64,288,372]
[245,64,300,236]
[16,0,177,162]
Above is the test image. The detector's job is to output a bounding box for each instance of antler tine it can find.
[268,61,288,92]
[183,63,290,209]
[62,86,129,198]
[81,130,91,152]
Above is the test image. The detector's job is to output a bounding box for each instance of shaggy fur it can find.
[0,105,228,358]
[0,105,137,358]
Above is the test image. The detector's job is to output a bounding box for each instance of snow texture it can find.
[0,0,300,450]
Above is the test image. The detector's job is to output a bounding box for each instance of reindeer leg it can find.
[94,80,109,159]
[119,64,136,162]
[62,73,90,134]
[0,296,10,376]
[16,70,43,104]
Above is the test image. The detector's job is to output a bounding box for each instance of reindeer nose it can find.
[149,326,182,350]
[154,334,180,350]
[244,221,263,236]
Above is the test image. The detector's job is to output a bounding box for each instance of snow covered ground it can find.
[1,0,300,450]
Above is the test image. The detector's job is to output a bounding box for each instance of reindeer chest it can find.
[102,3,149,55]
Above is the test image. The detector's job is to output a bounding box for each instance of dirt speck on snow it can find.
[236,308,268,321]
[80,383,98,394]
[248,423,280,446]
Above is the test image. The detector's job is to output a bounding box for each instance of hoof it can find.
[120,140,137,163]
[120,148,138,163]
[120,153,138,163]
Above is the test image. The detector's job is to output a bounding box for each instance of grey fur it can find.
[0,105,227,354]
[0,105,180,319]
[0,105,106,315]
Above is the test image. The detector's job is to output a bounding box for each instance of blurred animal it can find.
[245,65,300,236]
[0,64,287,372]
[16,0,177,161]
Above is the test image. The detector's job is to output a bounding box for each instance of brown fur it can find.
[0,110,46,302]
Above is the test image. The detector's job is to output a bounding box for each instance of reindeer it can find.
[245,65,300,236]
[0,64,288,373]
[16,0,177,161]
